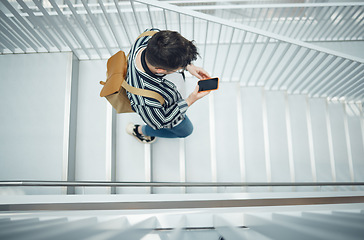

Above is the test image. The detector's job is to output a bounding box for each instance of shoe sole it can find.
[126,123,156,144]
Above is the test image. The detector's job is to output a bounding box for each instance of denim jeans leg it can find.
[142,116,193,138]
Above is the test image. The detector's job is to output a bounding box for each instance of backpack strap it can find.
[137,30,158,39]
[126,30,157,58]
[121,80,165,106]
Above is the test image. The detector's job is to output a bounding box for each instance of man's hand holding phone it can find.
[186,85,210,107]
[185,65,219,107]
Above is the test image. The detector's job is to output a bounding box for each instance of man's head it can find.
[145,30,199,74]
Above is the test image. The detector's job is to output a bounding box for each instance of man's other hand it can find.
[186,64,211,80]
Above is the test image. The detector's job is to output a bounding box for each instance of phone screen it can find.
[198,78,219,92]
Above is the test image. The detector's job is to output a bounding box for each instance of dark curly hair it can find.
[145,30,199,71]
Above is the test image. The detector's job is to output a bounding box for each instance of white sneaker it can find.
[126,123,156,144]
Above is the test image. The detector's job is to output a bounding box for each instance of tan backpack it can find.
[99,31,164,113]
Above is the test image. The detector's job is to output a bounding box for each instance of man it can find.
[126,29,211,143]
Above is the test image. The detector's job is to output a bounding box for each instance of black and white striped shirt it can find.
[126,29,189,130]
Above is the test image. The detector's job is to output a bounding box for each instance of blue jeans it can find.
[142,116,193,138]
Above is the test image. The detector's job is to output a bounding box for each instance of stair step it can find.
[265,90,291,192]
[75,60,110,194]
[240,87,269,192]
[327,101,353,191]
[308,98,333,186]
[345,102,364,191]
[116,113,150,194]
[214,82,242,193]
[287,94,315,192]
[184,80,214,193]
[152,138,185,194]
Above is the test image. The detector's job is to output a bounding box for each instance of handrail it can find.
[1,181,364,187]
[174,2,364,9]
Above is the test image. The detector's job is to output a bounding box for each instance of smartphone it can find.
[198,77,219,92]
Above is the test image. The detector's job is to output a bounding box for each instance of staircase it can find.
[0,204,364,239]
[0,0,364,239]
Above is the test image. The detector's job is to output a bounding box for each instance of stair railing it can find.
[1,0,363,100]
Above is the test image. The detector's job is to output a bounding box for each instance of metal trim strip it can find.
[2,196,363,211]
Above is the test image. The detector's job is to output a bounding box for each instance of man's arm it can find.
[185,85,210,107]
[184,64,211,106]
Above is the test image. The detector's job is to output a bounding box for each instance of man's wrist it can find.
[186,97,192,107]
[186,95,195,107]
